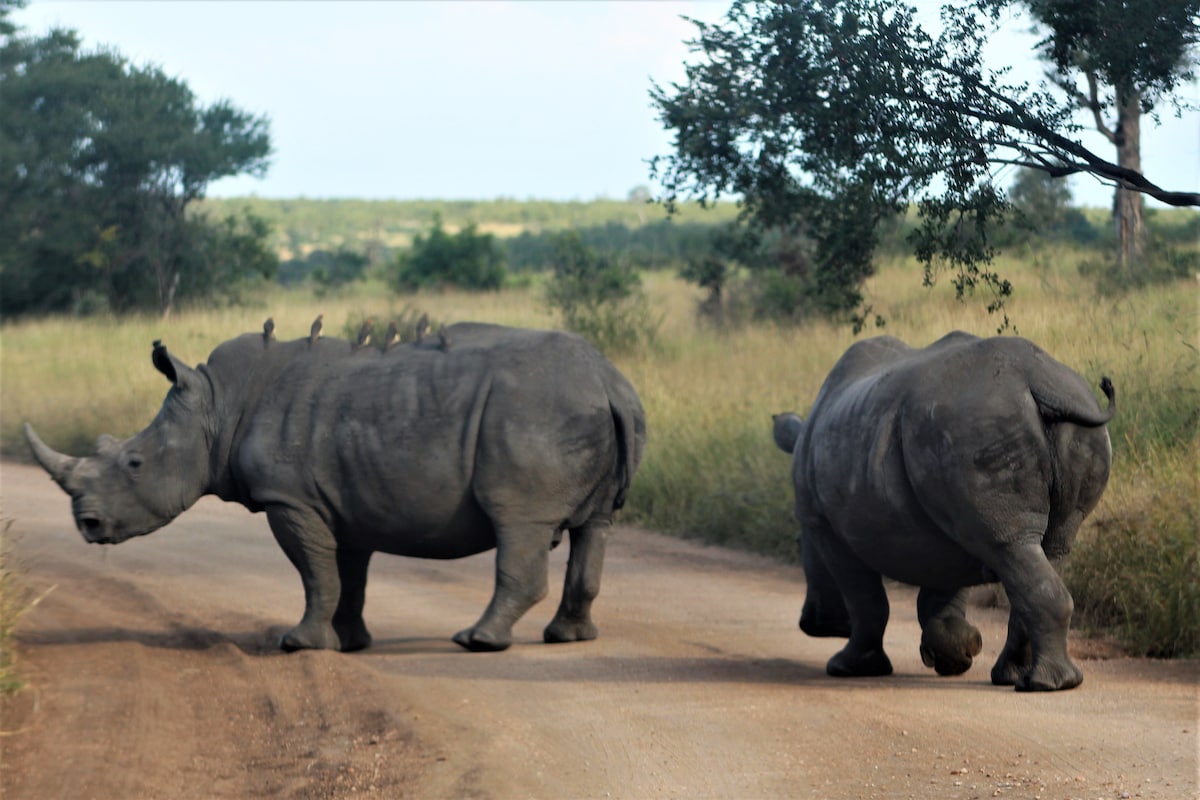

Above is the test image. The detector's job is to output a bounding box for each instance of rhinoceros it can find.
[25,321,646,653]
[772,331,1114,691]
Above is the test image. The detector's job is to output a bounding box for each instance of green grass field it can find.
[2,252,1196,663]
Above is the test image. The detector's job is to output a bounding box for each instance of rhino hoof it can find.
[1013,660,1084,692]
[544,618,598,644]
[280,623,341,652]
[452,627,512,652]
[827,646,893,678]
[920,618,983,676]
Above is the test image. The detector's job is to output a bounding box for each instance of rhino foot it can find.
[799,611,853,639]
[334,619,373,652]
[543,617,598,644]
[452,626,513,652]
[991,646,1082,691]
[827,646,893,678]
[1013,659,1083,692]
[280,622,342,652]
[919,616,983,676]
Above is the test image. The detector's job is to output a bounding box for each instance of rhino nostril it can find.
[78,515,103,537]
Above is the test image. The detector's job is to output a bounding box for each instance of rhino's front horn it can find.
[23,423,79,491]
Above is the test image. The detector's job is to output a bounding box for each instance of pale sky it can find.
[11,1,1199,209]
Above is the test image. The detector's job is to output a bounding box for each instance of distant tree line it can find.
[0,0,276,318]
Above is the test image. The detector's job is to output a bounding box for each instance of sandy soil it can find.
[1,461,1196,799]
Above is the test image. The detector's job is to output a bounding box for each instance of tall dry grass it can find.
[1,256,1195,655]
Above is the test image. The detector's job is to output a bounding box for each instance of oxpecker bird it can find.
[309,314,324,346]
[262,317,275,346]
[353,318,374,352]
[384,321,400,351]
[415,313,429,344]
[437,327,450,352]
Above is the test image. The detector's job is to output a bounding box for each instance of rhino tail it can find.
[608,400,641,511]
[1030,374,1116,428]
[772,413,805,454]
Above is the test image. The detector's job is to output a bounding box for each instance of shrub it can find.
[544,231,660,353]
[1065,442,1199,657]
[391,215,505,292]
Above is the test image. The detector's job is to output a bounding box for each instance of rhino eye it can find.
[126,454,144,471]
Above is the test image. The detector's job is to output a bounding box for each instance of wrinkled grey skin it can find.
[772,331,1114,691]
[26,322,646,653]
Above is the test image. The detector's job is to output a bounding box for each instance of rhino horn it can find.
[23,423,79,491]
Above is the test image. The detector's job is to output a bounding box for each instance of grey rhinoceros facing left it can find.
[772,331,1114,691]
[25,321,646,653]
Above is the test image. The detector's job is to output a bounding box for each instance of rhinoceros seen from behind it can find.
[26,321,646,653]
[773,331,1114,691]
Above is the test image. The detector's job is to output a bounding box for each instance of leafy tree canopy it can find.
[0,9,273,316]
[650,0,1199,328]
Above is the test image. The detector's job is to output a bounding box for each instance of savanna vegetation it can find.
[3,241,1197,660]
[2,0,1197,695]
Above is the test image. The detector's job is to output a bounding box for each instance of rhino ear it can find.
[151,340,200,389]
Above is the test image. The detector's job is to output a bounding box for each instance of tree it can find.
[0,10,273,316]
[650,0,1199,327]
[1008,0,1200,271]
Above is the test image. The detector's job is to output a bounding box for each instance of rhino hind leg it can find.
[544,518,610,644]
[332,547,374,652]
[990,612,1032,687]
[917,587,982,677]
[798,536,852,638]
[453,522,554,652]
[987,540,1083,691]
[810,527,893,678]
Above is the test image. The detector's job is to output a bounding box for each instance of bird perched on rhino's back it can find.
[352,318,373,352]
[309,314,323,346]
[772,331,1114,692]
[383,321,400,351]
[24,321,647,656]
[415,313,429,344]
[262,317,275,346]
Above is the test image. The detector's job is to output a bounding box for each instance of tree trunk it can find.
[1112,89,1145,274]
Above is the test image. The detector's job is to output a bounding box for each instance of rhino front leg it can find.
[917,587,982,677]
[266,505,343,652]
[544,518,609,644]
[988,540,1082,691]
[453,523,553,652]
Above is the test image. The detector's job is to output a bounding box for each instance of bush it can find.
[543,231,659,353]
[1065,443,1200,657]
[391,215,505,291]
[1078,239,1198,294]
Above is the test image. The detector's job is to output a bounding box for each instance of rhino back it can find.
[206,327,631,557]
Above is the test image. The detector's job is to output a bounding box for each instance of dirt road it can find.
[1,462,1196,799]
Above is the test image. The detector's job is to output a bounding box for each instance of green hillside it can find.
[196,197,744,259]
